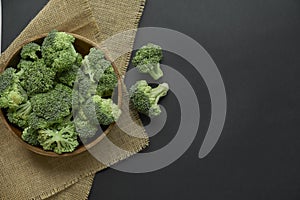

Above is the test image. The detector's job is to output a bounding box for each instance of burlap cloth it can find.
[0,0,149,199]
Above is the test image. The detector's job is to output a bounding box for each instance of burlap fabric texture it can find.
[0,0,148,199]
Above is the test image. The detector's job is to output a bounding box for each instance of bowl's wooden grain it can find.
[0,33,122,157]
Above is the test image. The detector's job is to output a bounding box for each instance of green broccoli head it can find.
[81,96,101,126]
[75,48,113,100]
[75,53,83,66]
[20,42,41,61]
[41,30,79,73]
[81,48,111,82]
[129,80,169,117]
[0,83,28,110]
[58,54,83,87]
[21,111,72,149]
[74,114,98,141]
[93,95,121,125]
[21,127,39,146]
[37,123,79,154]
[19,59,55,96]
[96,97,121,125]
[58,64,80,87]
[75,69,98,99]
[42,30,75,50]
[55,114,74,128]
[71,88,86,114]
[27,113,52,131]
[132,43,163,80]
[82,95,121,126]
[30,84,72,122]
[51,46,78,73]
[76,107,89,121]
[53,83,73,108]
[0,68,18,95]
[17,59,33,70]
[7,101,32,128]
[82,47,105,67]
[0,67,27,110]
[96,65,118,97]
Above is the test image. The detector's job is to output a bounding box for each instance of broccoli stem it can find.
[17,101,32,119]
[148,63,163,80]
[150,83,169,104]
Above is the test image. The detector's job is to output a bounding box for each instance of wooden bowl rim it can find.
[0,32,123,157]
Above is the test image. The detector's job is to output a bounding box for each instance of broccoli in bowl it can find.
[0,31,121,156]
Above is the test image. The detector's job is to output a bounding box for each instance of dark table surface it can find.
[3,0,300,199]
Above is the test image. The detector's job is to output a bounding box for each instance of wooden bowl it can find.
[0,33,122,157]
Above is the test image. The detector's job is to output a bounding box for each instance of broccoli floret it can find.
[0,83,27,110]
[23,114,79,152]
[41,30,79,73]
[7,101,32,128]
[27,113,52,130]
[81,97,101,126]
[81,48,111,82]
[75,120,98,141]
[53,84,73,108]
[83,95,121,125]
[21,127,39,146]
[20,42,41,61]
[74,112,98,141]
[71,88,86,114]
[76,107,89,121]
[58,65,80,87]
[82,48,105,67]
[74,48,113,100]
[75,69,98,99]
[73,107,98,141]
[30,84,72,122]
[95,97,121,125]
[51,46,78,73]
[57,114,74,127]
[21,112,57,147]
[96,66,118,97]
[75,53,83,66]
[58,54,83,87]
[37,123,79,154]
[132,43,163,80]
[17,59,32,70]
[0,68,18,95]
[129,80,169,117]
[0,68,27,110]
[19,59,55,96]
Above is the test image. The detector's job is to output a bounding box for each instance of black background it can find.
[3,0,300,199]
